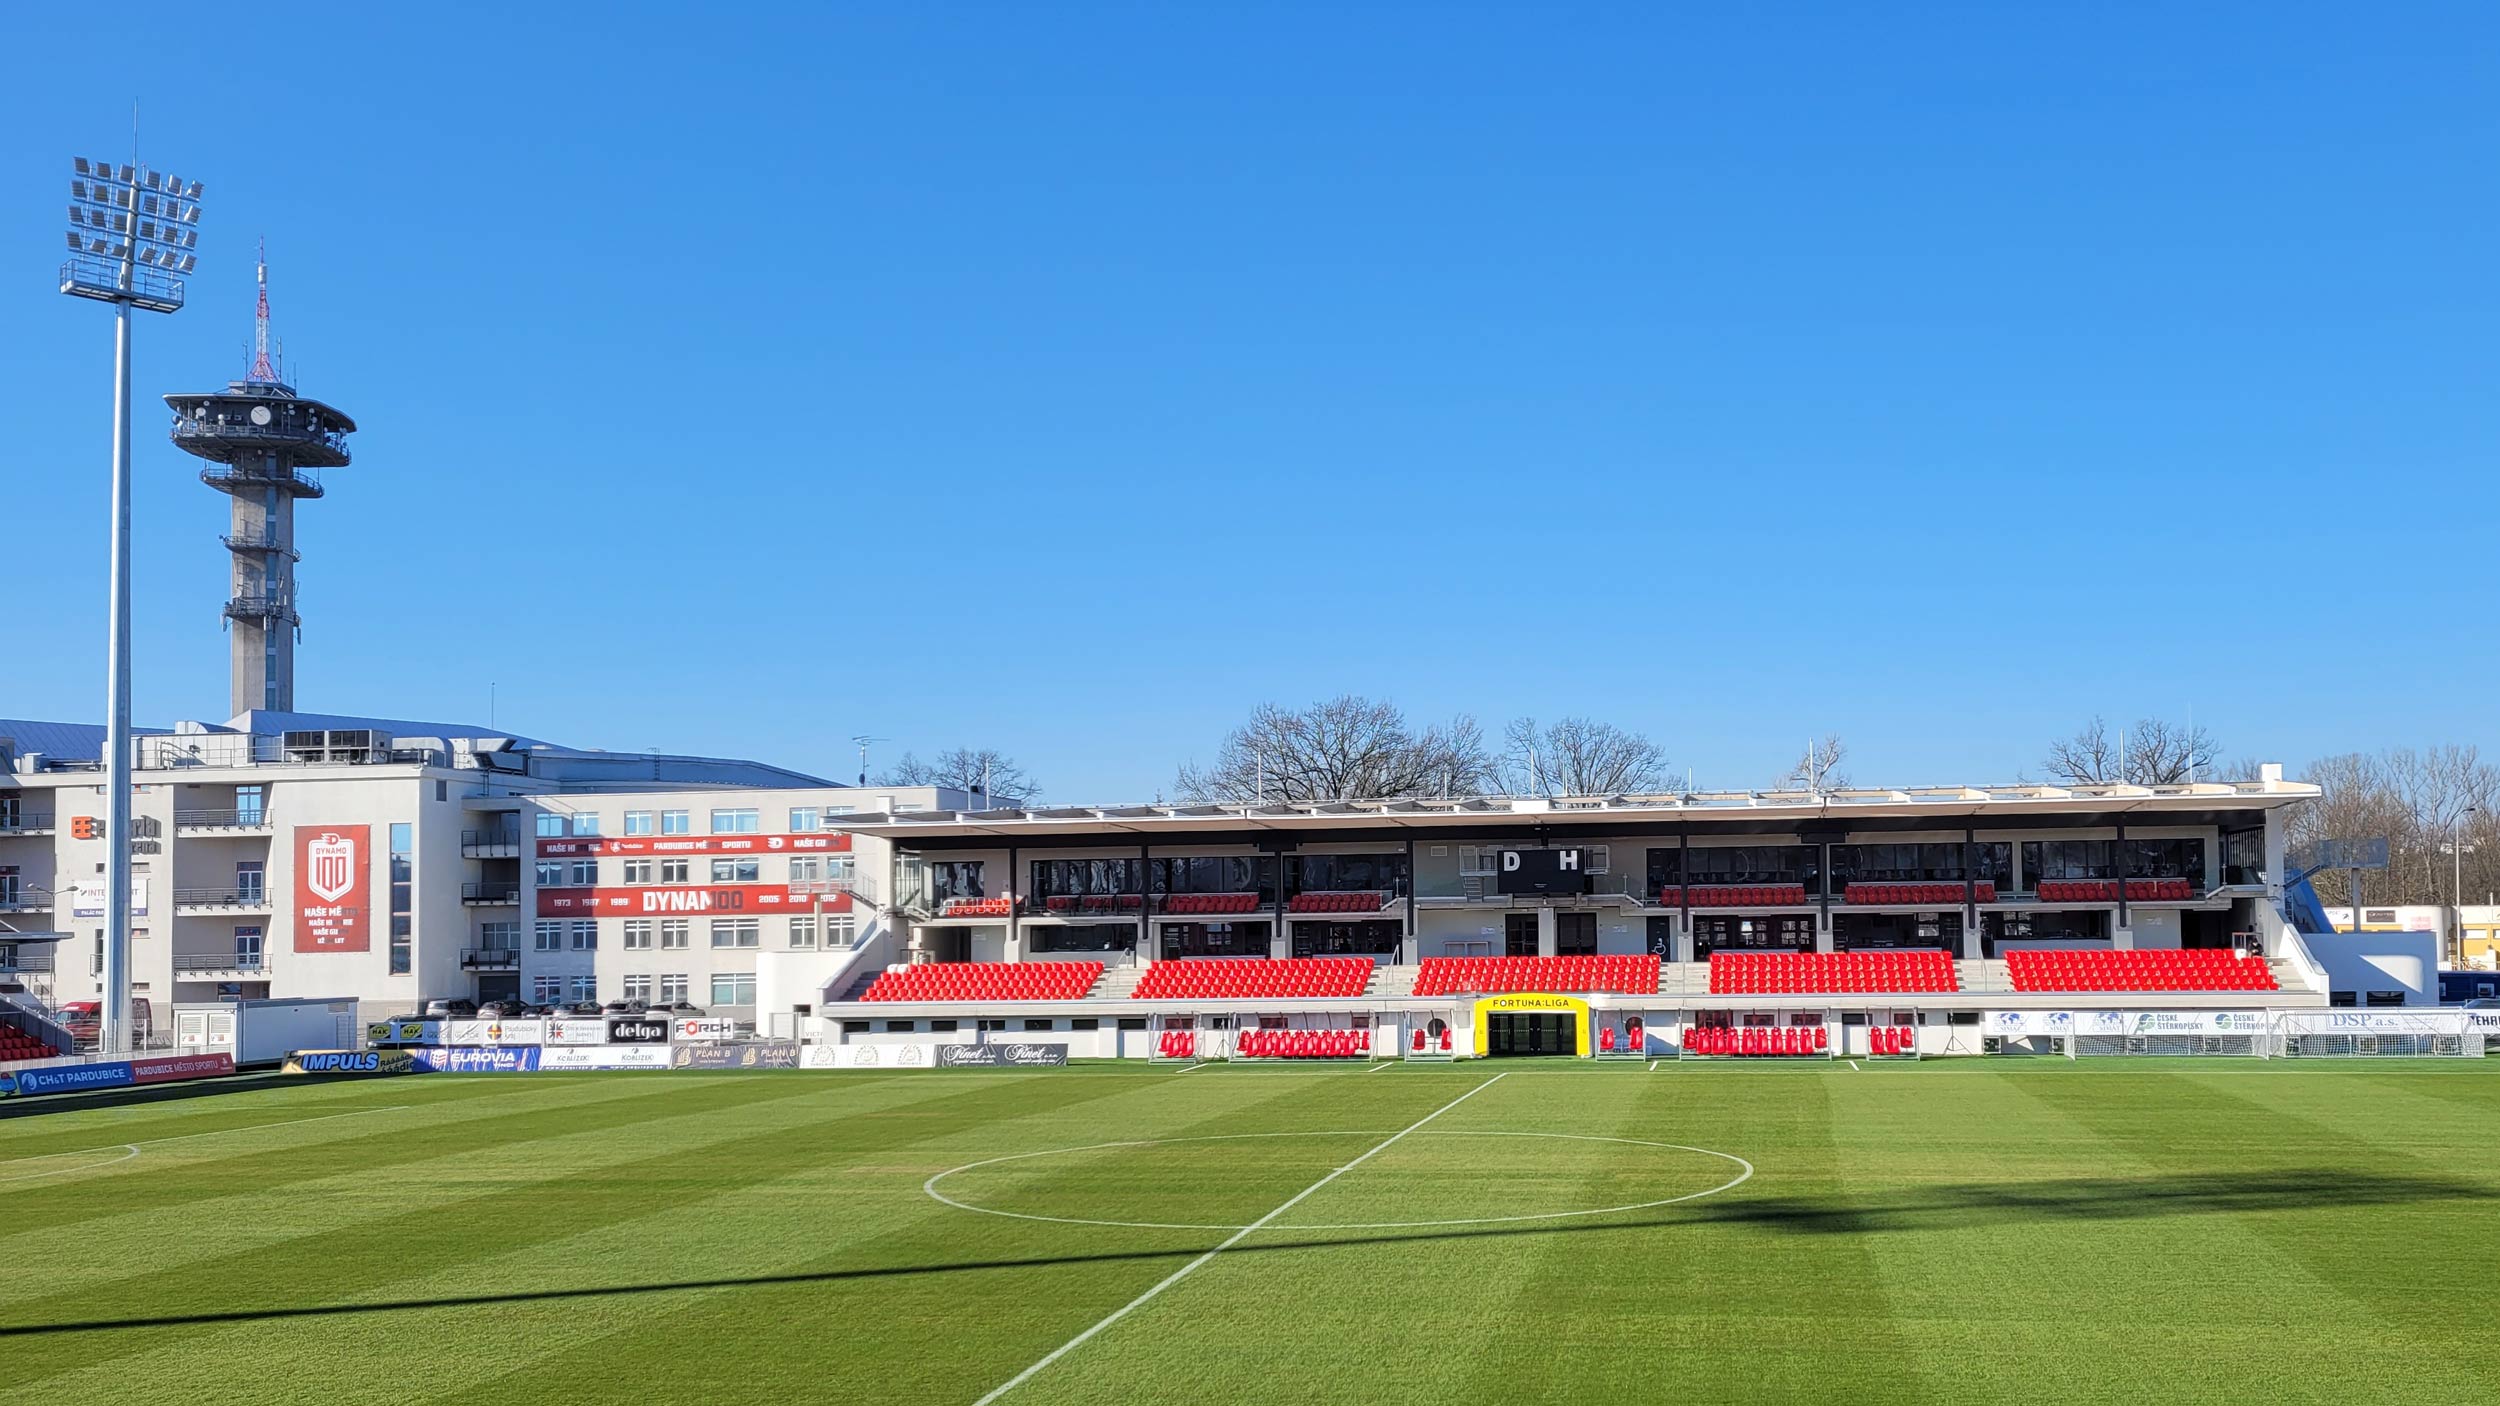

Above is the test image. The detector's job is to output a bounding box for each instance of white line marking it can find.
[925,1128,1752,1233]
[1647,1059,1659,1072]
[1366,1059,1394,1073]
[0,1104,413,1175]
[1175,1062,1211,1074]
[970,1074,1507,1405]
[1848,1060,1861,1071]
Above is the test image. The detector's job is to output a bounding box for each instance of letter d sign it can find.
[1501,851,1520,872]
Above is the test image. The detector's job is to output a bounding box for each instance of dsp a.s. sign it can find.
[294,825,370,952]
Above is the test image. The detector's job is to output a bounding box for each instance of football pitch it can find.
[4,1060,2497,1405]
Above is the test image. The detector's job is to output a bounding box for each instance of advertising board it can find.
[131,1052,234,1084]
[364,1019,437,1046]
[799,1043,935,1069]
[539,1046,673,1070]
[1986,1011,2074,1038]
[672,1018,740,1044]
[934,1043,1070,1068]
[293,824,370,951]
[607,1016,671,1044]
[1494,848,1589,896]
[669,1041,801,1070]
[543,1018,610,1046]
[417,1047,542,1073]
[283,1049,421,1076]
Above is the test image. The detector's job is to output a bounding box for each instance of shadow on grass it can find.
[3,1167,2489,1339]
[0,1072,316,1121]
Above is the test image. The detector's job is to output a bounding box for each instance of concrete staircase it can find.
[1089,964,1148,1000]
[1369,964,1420,997]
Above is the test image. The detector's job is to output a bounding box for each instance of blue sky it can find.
[3,3,2492,798]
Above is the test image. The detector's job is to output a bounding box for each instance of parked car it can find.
[55,998,153,1049]
[603,999,649,1015]
[421,997,479,1019]
[476,1000,535,1018]
[562,1001,604,1017]
[657,1002,708,1017]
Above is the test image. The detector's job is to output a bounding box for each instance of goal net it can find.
[2070,1033,2267,1059]
[2064,1012,2270,1059]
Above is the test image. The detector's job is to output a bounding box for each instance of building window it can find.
[789,807,820,832]
[827,916,856,947]
[235,860,264,905]
[623,920,654,950]
[711,972,758,1005]
[1034,923,1134,953]
[569,860,597,887]
[533,974,565,1002]
[710,918,760,949]
[570,921,597,951]
[0,865,18,905]
[569,974,596,1002]
[535,861,566,888]
[1159,921,1271,959]
[930,861,986,903]
[536,812,567,837]
[788,916,816,948]
[828,854,855,884]
[661,809,691,835]
[711,857,760,883]
[624,810,655,836]
[623,974,653,1000]
[789,857,822,883]
[710,808,761,834]
[232,926,264,970]
[535,920,564,952]
[825,805,855,818]
[389,821,413,975]
[660,858,690,884]
[660,919,690,949]
[1023,1018,1053,1032]
[2021,840,2116,884]
[479,921,520,951]
[235,785,266,825]
[571,813,600,836]
[623,859,654,885]
[659,973,689,1003]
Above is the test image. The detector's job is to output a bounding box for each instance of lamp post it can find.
[60,153,203,1054]
[2442,805,2479,966]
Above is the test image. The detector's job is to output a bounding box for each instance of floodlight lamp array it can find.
[61,156,203,308]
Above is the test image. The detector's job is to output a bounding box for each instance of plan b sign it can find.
[294,824,370,952]
[1496,848,1590,896]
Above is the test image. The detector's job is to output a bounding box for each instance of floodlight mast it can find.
[58,152,202,1055]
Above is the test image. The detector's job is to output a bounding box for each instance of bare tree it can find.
[1496,717,1670,797]
[1781,734,1850,792]
[1174,696,1491,803]
[2042,715,2220,785]
[880,747,1040,803]
[2289,747,2500,907]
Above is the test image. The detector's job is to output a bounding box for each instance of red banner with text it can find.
[294,824,371,952]
[536,885,854,918]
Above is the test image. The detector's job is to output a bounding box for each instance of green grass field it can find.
[4,1059,2498,1405]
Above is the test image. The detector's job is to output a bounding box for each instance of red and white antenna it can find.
[248,237,278,383]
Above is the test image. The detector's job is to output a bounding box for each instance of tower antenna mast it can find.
[249,237,277,384]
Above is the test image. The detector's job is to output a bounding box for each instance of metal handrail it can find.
[178,422,350,458]
[462,883,521,903]
[174,808,272,829]
[172,952,269,974]
[461,947,521,968]
[0,815,56,832]
[173,887,270,907]
[197,463,327,495]
[462,828,524,849]
[0,950,55,972]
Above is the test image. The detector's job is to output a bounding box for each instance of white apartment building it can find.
[0,712,967,1027]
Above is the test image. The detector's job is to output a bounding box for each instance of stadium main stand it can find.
[2005,948,2276,992]
[1709,950,1959,994]
[1413,955,1660,996]
[1235,1028,1370,1059]
[1132,957,1373,1000]
[862,961,1104,1002]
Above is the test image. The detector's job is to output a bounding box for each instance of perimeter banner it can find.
[669,1041,801,1070]
[283,1049,423,1076]
[294,824,371,952]
[540,1046,673,1070]
[2071,1010,2267,1037]
[1985,1011,2074,1038]
[799,1043,935,1069]
[935,1043,1070,1068]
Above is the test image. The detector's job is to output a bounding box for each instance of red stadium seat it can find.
[862,960,1104,1002]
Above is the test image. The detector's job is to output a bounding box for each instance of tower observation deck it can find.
[163,248,356,716]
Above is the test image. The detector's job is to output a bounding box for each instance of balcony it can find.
[462,883,521,906]
[461,947,520,971]
[172,951,271,977]
[175,809,274,832]
[0,891,56,913]
[0,949,56,974]
[461,828,523,858]
[0,814,56,837]
[173,887,272,912]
